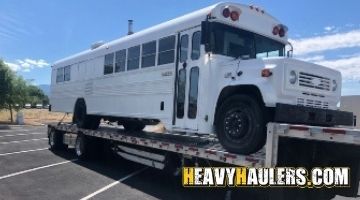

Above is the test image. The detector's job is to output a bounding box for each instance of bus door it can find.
[174,27,201,131]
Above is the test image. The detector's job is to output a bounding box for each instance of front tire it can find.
[216,95,266,154]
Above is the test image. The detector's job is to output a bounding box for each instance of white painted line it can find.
[0,138,48,145]
[0,132,44,138]
[0,148,48,156]
[0,159,77,180]
[80,167,148,200]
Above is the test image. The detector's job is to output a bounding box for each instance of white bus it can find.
[50,2,353,154]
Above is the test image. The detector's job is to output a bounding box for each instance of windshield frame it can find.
[207,22,286,59]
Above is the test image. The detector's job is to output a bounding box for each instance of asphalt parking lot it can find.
[0,125,358,200]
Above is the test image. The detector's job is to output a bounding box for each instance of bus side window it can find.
[158,35,175,65]
[115,49,126,73]
[127,45,140,71]
[142,41,156,68]
[191,31,201,60]
[64,65,71,81]
[104,53,114,75]
[56,67,64,83]
[180,34,189,62]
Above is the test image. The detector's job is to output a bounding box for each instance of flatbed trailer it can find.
[47,122,360,199]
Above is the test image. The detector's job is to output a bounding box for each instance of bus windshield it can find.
[210,23,285,59]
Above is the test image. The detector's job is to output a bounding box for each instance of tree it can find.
[0,59,49,123]
[0,60,15,120]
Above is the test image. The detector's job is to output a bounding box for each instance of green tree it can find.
[0,59,49,123]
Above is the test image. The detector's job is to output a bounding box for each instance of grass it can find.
[0,109,73,125]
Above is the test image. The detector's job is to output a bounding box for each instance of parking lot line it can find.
[0,132,44,138]
[0,148,48,156]
[80,167,148,200]
[0,138,48,145]
[0,159,77,180]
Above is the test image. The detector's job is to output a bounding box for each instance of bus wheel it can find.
[216,95,266,154]
[73,99,99,130]
[123,121,145,131]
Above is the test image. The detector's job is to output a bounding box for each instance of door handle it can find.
[182,62,187,68]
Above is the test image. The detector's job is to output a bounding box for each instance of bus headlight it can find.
[289,70,297,84]
[332,80,337,91]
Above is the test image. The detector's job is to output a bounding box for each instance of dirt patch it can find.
[0,109,73,125]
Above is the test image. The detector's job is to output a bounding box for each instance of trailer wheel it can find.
[216,95,266,154]
[73,99,100,130]
[48,128,65,150]
[75,134,91,159]
[123,121,145,131]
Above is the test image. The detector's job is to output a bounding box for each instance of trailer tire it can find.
[75,134,92,160]
[123,121,145,131]
[73,99,100,130]
[216,95,266,154]
[48,128,65,150]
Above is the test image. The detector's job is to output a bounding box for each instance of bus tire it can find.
[123,121,145,131]
[216,95,266,154]
[73,99,99,130]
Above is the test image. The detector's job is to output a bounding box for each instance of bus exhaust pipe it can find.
[128,20,134,35]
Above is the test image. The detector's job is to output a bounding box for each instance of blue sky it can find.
[0,0,359,95]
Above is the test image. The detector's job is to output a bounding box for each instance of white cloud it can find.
[289,29,360,55]
[324,26,335,32]
[4,58,50,72]
[315,55,360,81]
[4,62,21,71]
[298,55,325,62]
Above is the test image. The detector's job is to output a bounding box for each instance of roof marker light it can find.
[272,26,280,35]
[230,11,239,21]
[279,27,285,37]
[222,8,230,18]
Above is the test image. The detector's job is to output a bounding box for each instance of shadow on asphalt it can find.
[49,147,269,200]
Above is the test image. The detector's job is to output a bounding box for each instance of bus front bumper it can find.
[274,103,354,126]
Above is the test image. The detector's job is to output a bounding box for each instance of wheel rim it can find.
[75,137,83,156]
[223,108,251,142]
[49,131,55,146]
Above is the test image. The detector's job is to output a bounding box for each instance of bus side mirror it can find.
[201,21,212,53]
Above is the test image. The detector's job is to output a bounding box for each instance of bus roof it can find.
[54,2,286,67]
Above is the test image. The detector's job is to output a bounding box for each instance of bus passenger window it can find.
[191,31,201,60]
[64,65,71,81]
[158,35,175,65]
[104,53,114,74]
[142,41,156,68]
[127,45,140,70]
[115,49,126,72]
[56,68,64,83]
[180,34,188,62]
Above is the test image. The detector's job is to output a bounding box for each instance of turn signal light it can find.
[261,69,273,77]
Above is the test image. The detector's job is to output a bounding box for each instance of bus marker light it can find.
[261,69,272,77]
[230,11,239,21]
[222,8,230,18]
